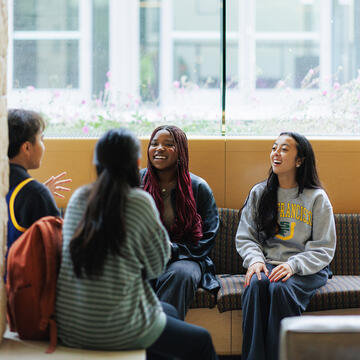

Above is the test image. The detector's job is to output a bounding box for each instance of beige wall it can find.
[31,137,360,214]
[225,137,360,213]
[0,0,8,341]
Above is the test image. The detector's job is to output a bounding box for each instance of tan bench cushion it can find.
[0,329,145,359]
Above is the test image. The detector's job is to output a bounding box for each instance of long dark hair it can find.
[143,125,202,244]
[257,131,322,238]
[70,128,140,278]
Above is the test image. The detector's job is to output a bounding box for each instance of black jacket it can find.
[140,169,220,292]
[8,163,60,229]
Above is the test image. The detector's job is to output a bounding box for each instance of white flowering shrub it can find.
[10,69,360,137]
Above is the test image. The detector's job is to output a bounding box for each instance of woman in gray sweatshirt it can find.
[236,132,336,360]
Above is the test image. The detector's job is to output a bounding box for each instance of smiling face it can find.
[148,129,178,172]
[270,135,302,183]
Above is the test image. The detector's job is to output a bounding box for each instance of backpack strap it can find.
[9,177,34,232]
[46,318,57,354]
[38,217,63,353]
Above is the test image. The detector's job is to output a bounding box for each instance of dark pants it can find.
[147,302,218,360]
[241,264,328,360]
[152,260,202,320]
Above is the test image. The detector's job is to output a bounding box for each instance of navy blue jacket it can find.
[7,164,59,250]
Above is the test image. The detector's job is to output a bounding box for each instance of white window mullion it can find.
[343,0,354,82]
[109,0,121,99]
[255,32,319,41]
[238,0,255,92]
[320,0,332,90]
[109,0,139,102]
[13,31,81,40]
[7,0,14,92]
[172,31,220,41]
[159,0,173,108]
[79,0,92,98]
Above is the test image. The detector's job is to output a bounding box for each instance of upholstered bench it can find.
[186,210,360,355]
[17,207,360,356]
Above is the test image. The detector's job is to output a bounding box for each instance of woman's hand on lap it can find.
[268,263,294,283]
[245,262,268,287]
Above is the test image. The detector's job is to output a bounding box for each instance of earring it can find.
[296,164,301,168]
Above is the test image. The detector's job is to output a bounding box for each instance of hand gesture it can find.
[245,262,269,287]
[268,263,294,283]
[44,171,72,199]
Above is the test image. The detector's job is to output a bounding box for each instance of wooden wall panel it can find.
[225,138,360,213]
[29,139,97,209]
[311,139,360,213]
[186,308,231,355]
[29,138,360,213]
[225,138,272,209]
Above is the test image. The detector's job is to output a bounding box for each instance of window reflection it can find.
[7,0,360,136]
[13,40,78,89]
[14,0,78,31]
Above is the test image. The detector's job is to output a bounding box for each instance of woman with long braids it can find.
[236,132,336,360]
[141,125,220,320]
[56,128,218,359]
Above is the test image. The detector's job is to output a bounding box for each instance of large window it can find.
[12,0,79,89]
[7,0,360,136]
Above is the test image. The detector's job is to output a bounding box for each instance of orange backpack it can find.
[6,216,63,353]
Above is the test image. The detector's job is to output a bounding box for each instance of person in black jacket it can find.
[6,109,71,255]
[141,125,220,320]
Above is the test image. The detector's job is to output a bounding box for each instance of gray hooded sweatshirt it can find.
[236,182,336,275]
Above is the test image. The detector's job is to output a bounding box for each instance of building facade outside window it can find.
[7,0,360,136]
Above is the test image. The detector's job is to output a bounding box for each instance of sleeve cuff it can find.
[248,257,266,268]
[287,260,298,274]
[171,243,179,259]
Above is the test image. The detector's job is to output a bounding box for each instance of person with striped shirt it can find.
[56,128,218,359]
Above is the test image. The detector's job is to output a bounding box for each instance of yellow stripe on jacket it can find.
[9,177,34,232]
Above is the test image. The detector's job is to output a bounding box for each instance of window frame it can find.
[7,0,92,100]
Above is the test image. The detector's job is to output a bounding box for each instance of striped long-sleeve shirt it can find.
[56,185,171,350]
